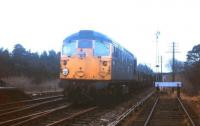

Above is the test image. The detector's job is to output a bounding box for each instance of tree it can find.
[184,44,200,93]
[1,44,60,83]
[40,51,48,61]
[186,44,200,65]
[0,48,12,77]
[11,44,29,75]
[12,44,26,58]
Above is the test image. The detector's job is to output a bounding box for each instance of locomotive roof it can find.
[63,30,112,42]
[63,30,136,58]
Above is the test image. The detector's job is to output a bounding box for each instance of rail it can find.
[0,95,63,109]
[46,106,98,126]
[27,90,63,98]
[144,97,159,126]
[177,97,196,126]
[0,98,64,122]
[0,104,72,126]
[0,110,46,126]
[140,96,196,126]
[108,91,155,126]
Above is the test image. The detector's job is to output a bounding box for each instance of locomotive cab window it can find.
[78,39,93,48]
[62,41,77,56]
[94,41,110,56]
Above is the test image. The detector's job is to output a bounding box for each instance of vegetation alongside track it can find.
[0,44,59,83]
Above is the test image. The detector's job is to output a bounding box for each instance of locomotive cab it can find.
[60,34,112,81]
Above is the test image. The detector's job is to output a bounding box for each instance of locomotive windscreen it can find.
[94,41,110,56]
[62,41,76,56]
[78,40,93,48]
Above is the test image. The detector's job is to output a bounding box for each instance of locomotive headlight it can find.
[63,68,69,76]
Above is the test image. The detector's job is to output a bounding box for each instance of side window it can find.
[114,47,117,57]
[116,48,119,57]
[62,41,77,56]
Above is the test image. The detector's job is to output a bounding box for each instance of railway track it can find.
[1,105,97,126]
[47,92,154,126]
[108,91,155,126]
[0,97,68,125]
[67,106,113,126]
[27,91,63,99]
[0,95,63,114]
[0,94,98,126]
[0,88,157,126]
[45,106,98,126]
[66,89,156,126]
[143,95,196,126]
[112,93,199,126]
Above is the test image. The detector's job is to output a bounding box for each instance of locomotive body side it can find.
[111,45,137,81]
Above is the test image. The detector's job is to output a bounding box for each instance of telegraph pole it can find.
[161,56,163,81]
[172,42,175,82]
[168,42,179,82]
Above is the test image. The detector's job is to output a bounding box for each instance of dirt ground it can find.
[181,93,200,118]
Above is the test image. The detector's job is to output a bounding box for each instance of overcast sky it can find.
[0,0,200,72]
